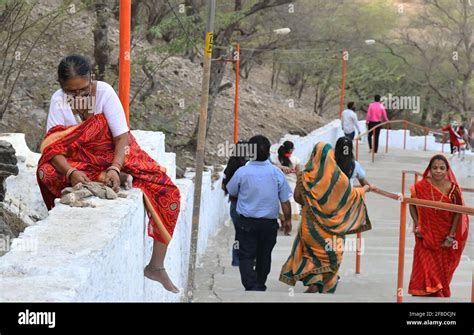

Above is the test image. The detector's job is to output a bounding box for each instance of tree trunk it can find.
[184,0,201,62]
[93,0,110,81]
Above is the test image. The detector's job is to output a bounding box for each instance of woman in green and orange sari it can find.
[37,55,181,293]
[279,142,374,293]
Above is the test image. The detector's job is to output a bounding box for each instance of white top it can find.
[350,161,366,185]
[272,155,301,169]
[46,81,129,137]
[341,109,361,134]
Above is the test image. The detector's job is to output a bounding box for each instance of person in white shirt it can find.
[341,102,361,140]
[335,136,375,189]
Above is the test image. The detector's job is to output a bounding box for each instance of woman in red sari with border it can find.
[408,154,469,297]
[37,55,181,293]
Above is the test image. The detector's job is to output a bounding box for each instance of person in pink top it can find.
[366,94,389,153]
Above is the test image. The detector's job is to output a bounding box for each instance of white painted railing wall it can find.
[1,119,465,302]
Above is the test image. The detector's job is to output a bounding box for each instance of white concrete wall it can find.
[271,120,471,168]
[0,131,228,302]
[0,119,465,302]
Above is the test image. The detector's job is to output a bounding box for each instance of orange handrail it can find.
[354,120,450,162]
[361,171,474,303]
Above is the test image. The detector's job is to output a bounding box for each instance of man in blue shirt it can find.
[226,135,293,291]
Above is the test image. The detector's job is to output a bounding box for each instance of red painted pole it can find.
[397,201,407,303]
[119,0,131,125]
[355,232,361,274]
[339,49,347,118]
[397,172,407,303]
[233,43,240,144]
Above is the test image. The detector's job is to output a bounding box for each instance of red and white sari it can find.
[37,113,180,244]
[408,158,469,297]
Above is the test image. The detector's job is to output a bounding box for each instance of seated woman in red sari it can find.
[408,154,469,297]
[37,55,181,293]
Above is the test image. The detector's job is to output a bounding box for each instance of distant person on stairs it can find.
[226,135,292,291]
[341,102,361,140]
[441,121,462,155]
[37,55,181,294]
[335,136,373,188]
[366,94,388,154]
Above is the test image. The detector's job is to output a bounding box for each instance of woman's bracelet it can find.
[112,161,123,170]
[106,165,121,177]
[65,168,78,181]
[445,235,455,242]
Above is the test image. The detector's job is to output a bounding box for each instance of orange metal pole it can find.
[397,201,407,303]
[385,123,389,153]
[396,171,406,303]
[233,43,240,144]
[372,128,375,163]
[403,121,407,150]
[355,232,361,274]
[339,49,347,118]
[119,0,131,125]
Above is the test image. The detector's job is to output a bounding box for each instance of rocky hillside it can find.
[0,0,330,175]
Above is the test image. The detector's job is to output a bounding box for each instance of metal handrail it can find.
[355,170,473,303]
[354,119,451,163]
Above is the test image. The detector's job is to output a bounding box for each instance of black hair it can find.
[335,136,355,179]
[428,154,450,171]
[347,101,355,110]
[248,135,271,161]
[58,55,91,84]
[223,141,249,195]
[374,94,381,102]
[278,140,294,167]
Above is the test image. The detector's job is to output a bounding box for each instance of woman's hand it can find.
[414,224,423,239]
[281,166,292,174]
[105,170,120,193]
[69,170,91,187]
[441,236,454,248]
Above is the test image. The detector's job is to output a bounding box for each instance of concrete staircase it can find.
[193,143,473,302]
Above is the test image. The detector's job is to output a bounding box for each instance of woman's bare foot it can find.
[144,265,179,293]
[119,172,133,190]
[304,284,320,293]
